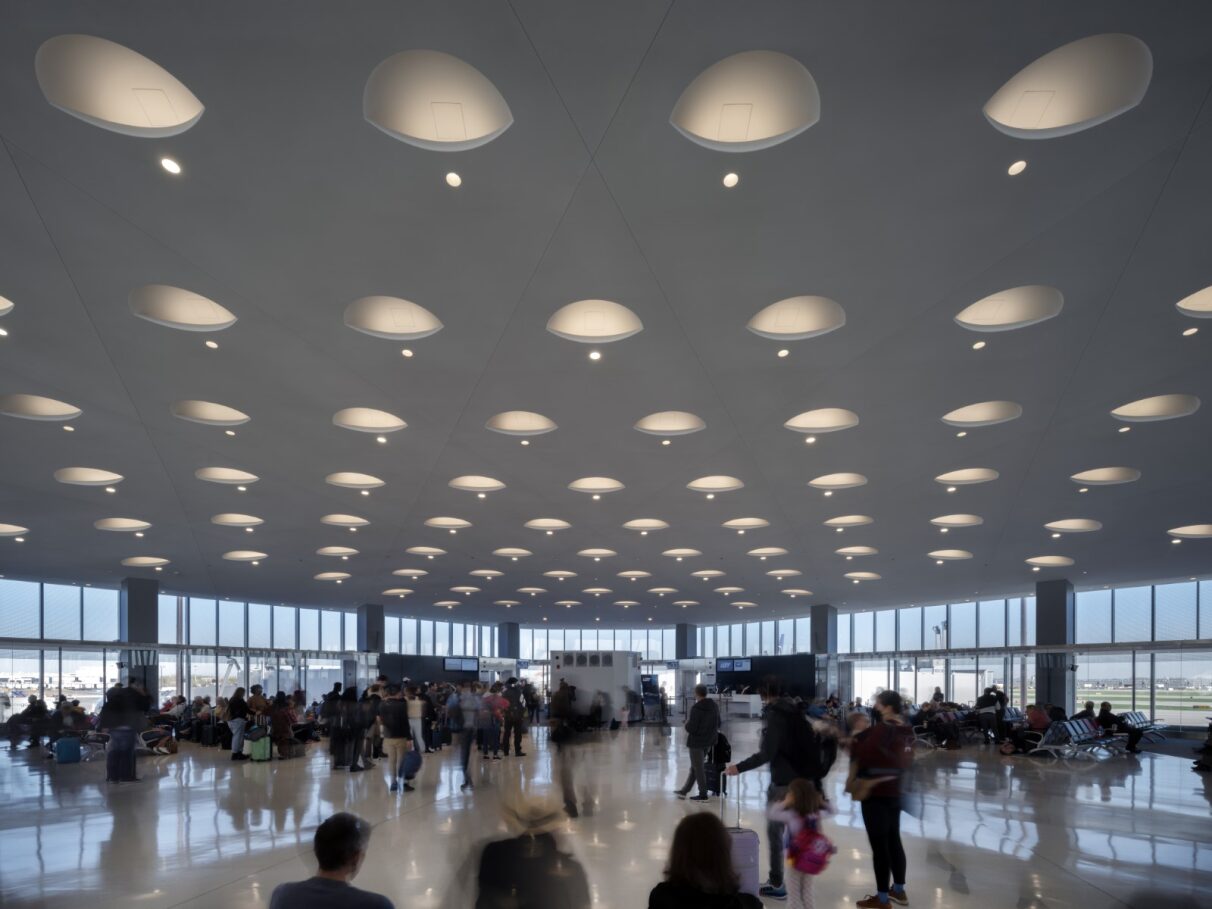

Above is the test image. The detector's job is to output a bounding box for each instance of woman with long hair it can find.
[850,689,913,908]
[648,812,761,908]
[227,686,250,761]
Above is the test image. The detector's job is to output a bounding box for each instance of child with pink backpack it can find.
[767,778,836,909]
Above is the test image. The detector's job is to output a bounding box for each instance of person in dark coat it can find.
[474,793,590,909]
[98,680,147,781]
[500,678,527,757]
[674,684,720,801]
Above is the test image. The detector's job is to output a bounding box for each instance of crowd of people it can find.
[9,672,1163,908]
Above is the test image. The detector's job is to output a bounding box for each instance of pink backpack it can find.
[788,816,836,875]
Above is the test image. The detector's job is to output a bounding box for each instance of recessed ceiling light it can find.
[1117,426,1130,433]
[777,349,790,358]
[804,436,816,445]
[972,341,986,350]
[105,486,116,494]
[446,172,462,187]
[1007,160,1027,176]
[722,172,739,188]
[956,431,967,438]
[236,485,246,492]
[940,528,949,534]
[1171,538,1182,545]
[1183,327,1199,337]
[204,341,219,351]
[946,486,956,493]
[823,490,832,497]
[592,494,601,501]
[1051,532,1061,539]
[706,493,714,500]
[360,490,369,496]
[160,157,181,175]
[835,527,843,533]
[225,430,235,437]
[0,328,7,337]
[134,531,144,538]
[661,439,671,446]
[14,536,25,543]
[376,435,387,444]
[520,439,529,446]
[1078,487,1088,493]
[588,350,601,361]
[401,348,414,358]
[244,527,253,533]
[63,425,74,432]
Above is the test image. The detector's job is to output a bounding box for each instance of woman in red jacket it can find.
[850,689,913,909]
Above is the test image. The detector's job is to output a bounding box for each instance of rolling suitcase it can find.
[106,727,137,781]
[200,723,216,747]
[721,780,760,898]
[54,736,81,764]
[249,736,273,762]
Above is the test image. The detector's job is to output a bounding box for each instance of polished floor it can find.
[1,721,1210,908]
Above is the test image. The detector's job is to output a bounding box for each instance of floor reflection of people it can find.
[98,784,158,897]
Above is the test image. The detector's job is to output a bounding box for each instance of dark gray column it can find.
[675,623,696,659]
[357,603,385,653]
[1034,579,1075,711]
[119,577,159,643]
[498,622,520,659]
[810,603,837,654]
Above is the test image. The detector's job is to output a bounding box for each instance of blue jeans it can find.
[229,717,246,753]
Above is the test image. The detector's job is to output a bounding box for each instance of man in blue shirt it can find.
[269,813,393,909]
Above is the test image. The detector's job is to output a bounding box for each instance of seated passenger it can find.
[270,692,296,754]
[1070,700,1096,722]
[269,812,393,909]
[1096,702,1143,754]
[1045,703,1068,724]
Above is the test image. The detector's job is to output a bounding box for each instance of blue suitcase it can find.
[54,736,81,764]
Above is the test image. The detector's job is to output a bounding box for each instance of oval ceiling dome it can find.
[1110,394,1200,422]
[333,407,406,433]
[170,400,249,426]
[784,408,859,433]
[1168,525,1212,539]
[634,411,705,436]
[321,514,369,528]
[663,548,701,558]
[450,475,506,492]
[808,472,867,490]
[129,285,236,332]
[407,546,445,557]
[1176,285,1212,319]
[195,467,258,485]
[941,401,1023,427]
[837,546,878,556]
[54,467,123,486]
[747,295,845,340]
[930,514,984,528]
[525,518,571,532]
[393,568,428,577]
[692,570,725,578]
[1026,555,1075,567]
[1045,518,1103,533]
[547,299,643,344]
[845,571,881,581]
[325,471,385,489]
[486,411,557,436]
[954,285,1063,332]
[364,50,512,151]
[934,468,999,486]
[748,547,788,558]
[94,517,151,532]
[315,572,350,581]
[425,516,471,530]
[616,570,649,579]
[344,296,443,341]
[723,517,769,530]
[0,523,30,537]
[623,518,669,532]
[384,588,414,597]
[568,477,624,494]
[824,515,874,528]
[122,556,170,567]
[494,547,533,558]
[671,50,820,152]
[36,34,204,137]
[470,569,503,578]
[687,475,744,493]
[223,550,266,562]
[1070,466,1140,486]
[545,570,578,579]
[0,297,13,316]
[983,34,1152,139]
[211,513,263,528]
[577,548,616,559]
[928,549,972,561]
[0,394,82,421]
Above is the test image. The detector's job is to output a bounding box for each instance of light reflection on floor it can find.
[1,721,1209,907]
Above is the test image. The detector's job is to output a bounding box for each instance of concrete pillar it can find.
[498,622,520,659]
[118,578,159,689]
[357,603,385,653]
[1034,579,1075,711]
[675,623,696,659]
[810,603,837,654]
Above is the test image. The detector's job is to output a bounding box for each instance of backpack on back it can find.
[788,816,836,875]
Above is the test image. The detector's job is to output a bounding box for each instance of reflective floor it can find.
[1,722,1210,908]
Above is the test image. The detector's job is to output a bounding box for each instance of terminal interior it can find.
[1,3,1211,907]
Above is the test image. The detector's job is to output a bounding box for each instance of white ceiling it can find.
[1,1,1211,626]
